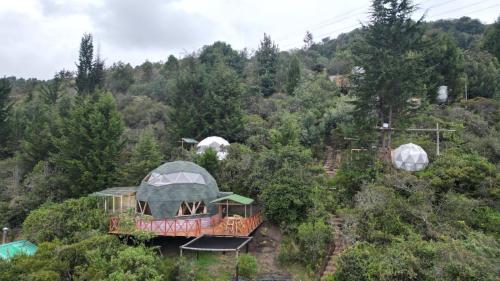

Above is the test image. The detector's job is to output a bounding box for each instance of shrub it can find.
[238,254,259,280]
[22,197,107,243]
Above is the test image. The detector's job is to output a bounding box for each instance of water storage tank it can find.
[436,86,448,103]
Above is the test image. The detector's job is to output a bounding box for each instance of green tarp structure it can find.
[210,194,254,205]
[0,240,37,260]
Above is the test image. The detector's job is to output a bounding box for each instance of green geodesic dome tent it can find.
[136,161,220,219]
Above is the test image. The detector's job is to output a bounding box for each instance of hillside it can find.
[0,2,499,280]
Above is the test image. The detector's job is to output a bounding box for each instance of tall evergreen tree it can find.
[255,34,279,96]
[203,62,244,140]
[169,58,206,140]
[286,56,301,95]
[352,0,427,130]
[0,78,12,158]
[52,92,124,197]
[169,60,244,142]
[75,33,105,95]
[20,99,59,170]
[76,33,94,95]
[120,132,163,186]
[90,55,105,91]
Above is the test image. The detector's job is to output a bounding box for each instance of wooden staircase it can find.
[320,216,346,280]
[324,146,340,177]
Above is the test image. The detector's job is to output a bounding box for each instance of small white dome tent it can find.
[197,136,230,160]
[392,143,429,172]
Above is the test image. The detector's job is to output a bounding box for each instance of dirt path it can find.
[324,146,340,177]
[321,216,346,280]
[248,222,283,274]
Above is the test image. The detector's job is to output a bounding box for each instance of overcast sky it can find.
[1,0,499,79]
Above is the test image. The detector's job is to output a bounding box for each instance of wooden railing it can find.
[109,211,263,237]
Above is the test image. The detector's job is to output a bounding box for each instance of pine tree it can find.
[286,56,301,95]
[90,55,105,91]
[203,62,244,140]
[76,33,94,95]
[52,92,124,197]
[352,0,427,129]
[255,34,279,96]
[120,132,163,185]
[0,78,12,158]
[169,60,244,142]
[169,58,206,141]
[75,33,105,95]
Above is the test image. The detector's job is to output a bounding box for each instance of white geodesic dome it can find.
[392,143,429,172]
[196,136,230,160]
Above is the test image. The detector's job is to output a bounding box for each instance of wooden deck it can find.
[109,212,263,237]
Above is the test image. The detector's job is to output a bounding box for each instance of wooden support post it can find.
[244,205,247,218]
[112,197,115,213]
[436,123,440,156]
[120,196,123,213]
[104,197,107,212]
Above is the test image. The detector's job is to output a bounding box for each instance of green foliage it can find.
[430,17,486,49]
[422,30,464,101]
[161,55,179,77]
[336,233,500,281]
[202,62,244,140]
[0,78,12,158]
[482,17,500,61]
[216,144,258,195]
[169,60,243,142]
[260,169,313,229]
[199,41,246,74]
[19,98,59,170]
[75,33,104,95]
[286,56,301,95]
[195,148,220,178]
[52,92,124,197]
[106,246,163,281]
[237,254,259,280]
[420,150,496,196]
[107,62,135,93]
[22,197,107,243]
[333,153,379,204]
[39,72,65,105]
[352,0,427,125]
[463,50,500,99]
[119,131,163,185]
[255,33,279,96]
[296,219,331,268]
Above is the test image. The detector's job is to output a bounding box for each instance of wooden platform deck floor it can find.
[109,212,263,238]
